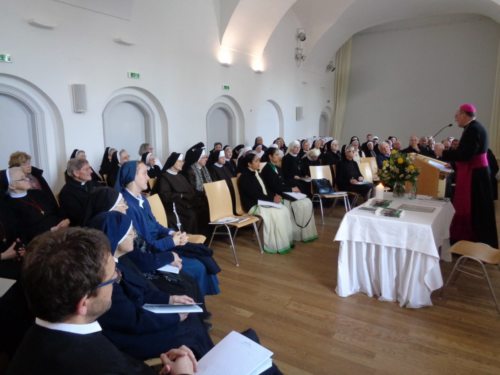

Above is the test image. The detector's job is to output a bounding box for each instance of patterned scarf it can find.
[191,164,212,192]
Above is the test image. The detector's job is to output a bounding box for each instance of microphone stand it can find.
[433,124,453,138]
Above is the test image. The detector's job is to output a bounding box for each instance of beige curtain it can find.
[330,38,352,140]
[489,40,500,156]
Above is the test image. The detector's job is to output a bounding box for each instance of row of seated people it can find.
[0,149,225,371]
[0,137,374,275]
[2,219,282,374]
[0,164,283,374]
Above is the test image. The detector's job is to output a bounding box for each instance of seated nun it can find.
[141,152,162,179]
[84,186,208,318]
[95,211,214,360]
[153,152,204,234]
[238,152,294,254]
[261,147,318,243]
[114,161,220,297]
[182,143,211,236]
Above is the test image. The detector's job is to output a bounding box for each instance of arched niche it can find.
[102,87,168,162]
[266,99,284,139]
[0,74,65,189]
[253,99,284,145]
[206,95,245,146]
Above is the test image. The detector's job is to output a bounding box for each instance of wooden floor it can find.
[206,200,500,375]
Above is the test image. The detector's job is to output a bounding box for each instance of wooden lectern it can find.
[412,154,453,197]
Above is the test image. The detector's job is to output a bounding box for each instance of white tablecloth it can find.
[334,196,455,308]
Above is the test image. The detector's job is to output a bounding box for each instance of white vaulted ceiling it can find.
[215,0,500,71]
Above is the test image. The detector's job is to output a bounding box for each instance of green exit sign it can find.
[0,54,12,63]
[127,71,140,79]
[222,85,230,90]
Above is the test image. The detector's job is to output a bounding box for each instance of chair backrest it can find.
[231,177,245,215]
[451,240,500,265]
[148,177,157,190]
[203,180,234,221]
[359,161,373,183]
[309,165,334,185]
[146,194,168,227]
[361,156,378,176]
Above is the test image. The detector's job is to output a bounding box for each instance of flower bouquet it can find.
[378,150,420,197]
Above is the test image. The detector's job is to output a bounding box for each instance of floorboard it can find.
[205,200,500,375]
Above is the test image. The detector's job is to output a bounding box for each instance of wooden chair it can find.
[148,177,157,190]
[146,194,206,244]
[359,161,374,183]
[360,156,378,180]
[231,177,264,230]
[440,240,500,313]
[203,180,263,266]
[309,165,351,224]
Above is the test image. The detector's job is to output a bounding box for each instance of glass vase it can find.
[409,180,417,200]
[392,181,405,198]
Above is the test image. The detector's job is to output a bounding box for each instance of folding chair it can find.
[440,240,500,313]
[203,180,263,266]
[309,165,351,224]
[146,194,206,244]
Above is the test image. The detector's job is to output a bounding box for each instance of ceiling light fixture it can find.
[295,28,307,67]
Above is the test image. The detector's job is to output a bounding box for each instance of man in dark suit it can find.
[7,228,197,375]
[59,158,101,226]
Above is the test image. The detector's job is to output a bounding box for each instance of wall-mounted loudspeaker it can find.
[296,106,303,121]
[71,84,87,113]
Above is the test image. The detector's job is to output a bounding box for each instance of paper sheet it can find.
[283,192,307,200]
[257,200,283,209]
[157,264,180,274]
[142,304,203,314]
[197,331,273,375]
[0,277,15,297]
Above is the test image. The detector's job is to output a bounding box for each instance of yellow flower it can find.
[408,165,415,171]
[391,149,398,155]
[397,157,404,164]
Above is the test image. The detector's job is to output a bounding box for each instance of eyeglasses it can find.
[96,268,122,289]
[14,177,30,182]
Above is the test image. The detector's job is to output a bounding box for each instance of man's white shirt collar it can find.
[36,318,102,335]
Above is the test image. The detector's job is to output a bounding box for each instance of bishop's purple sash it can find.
[450,153,488,242]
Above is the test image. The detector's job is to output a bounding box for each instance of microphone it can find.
[433,123,453,138]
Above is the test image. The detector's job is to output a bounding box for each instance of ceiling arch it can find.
[217,0,500,71]
[219,0,296,61]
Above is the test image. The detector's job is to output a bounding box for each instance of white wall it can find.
[342,15,500,146]
[0,0,329,189]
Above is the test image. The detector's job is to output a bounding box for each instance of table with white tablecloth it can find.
[334,196,455,308]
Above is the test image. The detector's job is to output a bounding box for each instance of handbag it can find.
[312,178,335,194]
